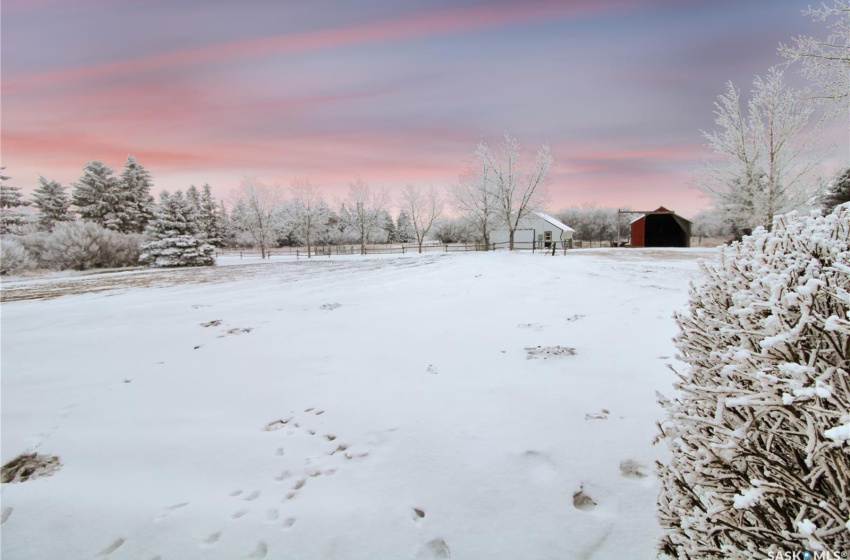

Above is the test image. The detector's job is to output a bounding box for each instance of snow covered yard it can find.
[1,248,716,560]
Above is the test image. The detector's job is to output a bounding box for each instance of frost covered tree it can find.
[656,205,850,558]
[32,176,72,231]
[289,178,332,257]
[381,210,398,243]
[780,2,850,118]
[72,160,130,231]
[821,167,850,212]
[229,177,283,259]
[476,133,552,250]
[697,69,820,233]
[118,155,155,233]
[0,168,31,235]
[186,185,201,213]
[196,184,224,247]
[401,184,444,253]
[339,178,390,254]
[140,191,214,267]
[450,162,497,247]
[395,210,415,243]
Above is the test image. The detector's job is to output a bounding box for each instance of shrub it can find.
[43,221,141,270]
[0,238,37,275]
[657,204,850,558]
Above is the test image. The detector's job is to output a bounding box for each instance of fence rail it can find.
[215,236,719,259]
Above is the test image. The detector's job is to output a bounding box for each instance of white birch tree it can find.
[229,177,283,259]
[697,68,820,232]
[401,184,444,253]
[476,133,552,250]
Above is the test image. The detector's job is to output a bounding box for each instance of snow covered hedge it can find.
[657,204,850,558]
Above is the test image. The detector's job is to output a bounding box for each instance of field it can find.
[1,248,717,560]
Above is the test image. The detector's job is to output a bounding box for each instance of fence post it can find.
[240,251,242,259]
[445,244,448,253]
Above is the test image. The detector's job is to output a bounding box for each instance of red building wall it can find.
[631,217,645,247]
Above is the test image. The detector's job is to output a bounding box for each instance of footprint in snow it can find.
[426,364,438,374]
[97,538,125,556]
[232,509,248,519]
[247,541,268,558]
[202,531,222,547]
[282,517,296,528]
[1,507,12,525]
[412,508,425,522]
[619,459,649,479]
[156,502,188,520]
[572,486,596,512]
[415,538,451,559]
[244,490,260,501]
[230,490,243,497]
[585,409,609,420]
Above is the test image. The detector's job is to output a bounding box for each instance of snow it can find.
[1,248,714,559]
[824,422,850,444]
[732,486,765,509]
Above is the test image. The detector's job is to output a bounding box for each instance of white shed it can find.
[491,211,575,249]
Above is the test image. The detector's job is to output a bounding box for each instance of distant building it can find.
[491,211,575,249]
[630,207,691,248]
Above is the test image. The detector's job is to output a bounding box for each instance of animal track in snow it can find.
[292,479,306,491]
[524,345,576,359]
[264,418,291,431]
[202,531,222,546]
[282,517,296,528]
[232,509,248,519]
[97,538,125,556]
[275,447,285,456]
[275,470,292,481]
[572,486,597,511]
[412,508,425,521]
[230,490,243,497]
[565,314,585,322]
[247,541,268,558]
[619,459,649,479]
[517,323,546,331]
[426,364,439,374]
[283,491,296,501]
[1,507,12,524]
[585,409,610,420]
[320,303,341,310]
[244,490,260,501]
[416,538,451,559]
[200,320,222,328]
[156,502,188,520]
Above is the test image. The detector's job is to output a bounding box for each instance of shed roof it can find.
[534,211,575,233]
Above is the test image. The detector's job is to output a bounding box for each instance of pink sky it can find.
[2,0,847,218]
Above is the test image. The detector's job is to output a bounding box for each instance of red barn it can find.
[630,207,691,247]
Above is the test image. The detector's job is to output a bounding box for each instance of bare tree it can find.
[289,178,331,258]
[339,178,390,255]
[476,133,552,250]
[697,68,820,232]
[449,162,497,248]
[229,177,283,259]
[400,184,444,253]
[780,2,850,116]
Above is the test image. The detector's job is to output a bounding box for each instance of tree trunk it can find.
[418,240,423,254]
[509,229,515,251]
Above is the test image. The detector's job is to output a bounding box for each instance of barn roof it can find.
[534,211,575,233]
[627,207,693,225]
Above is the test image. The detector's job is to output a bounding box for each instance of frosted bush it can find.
[0,238,37,275]
[140,191,214,267]
[657,204,850,558]
[43,221,141,270]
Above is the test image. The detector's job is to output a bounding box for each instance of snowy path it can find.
[1,249,716,560]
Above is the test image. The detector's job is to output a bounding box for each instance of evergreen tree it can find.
[0,168,31,235]
[186,184,201,213]
[140,190,214,267]
[32,176,72,231]
[196,184,224,247]
[118,155,155,233]
[396,210,415,243]
[72,160,128,231]
[821,167,850,212]
[381,210,398,243]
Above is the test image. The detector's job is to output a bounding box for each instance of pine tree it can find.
[0,168,31,235]
[118,155,155,233]
[186,185,201,213]
[72,161,127,230]
[140,190,214,267]
[396,210,415,243]
[381,210,398,243]
[821,167,850,212]
[32,176,72,231]
[197,184,224,247]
